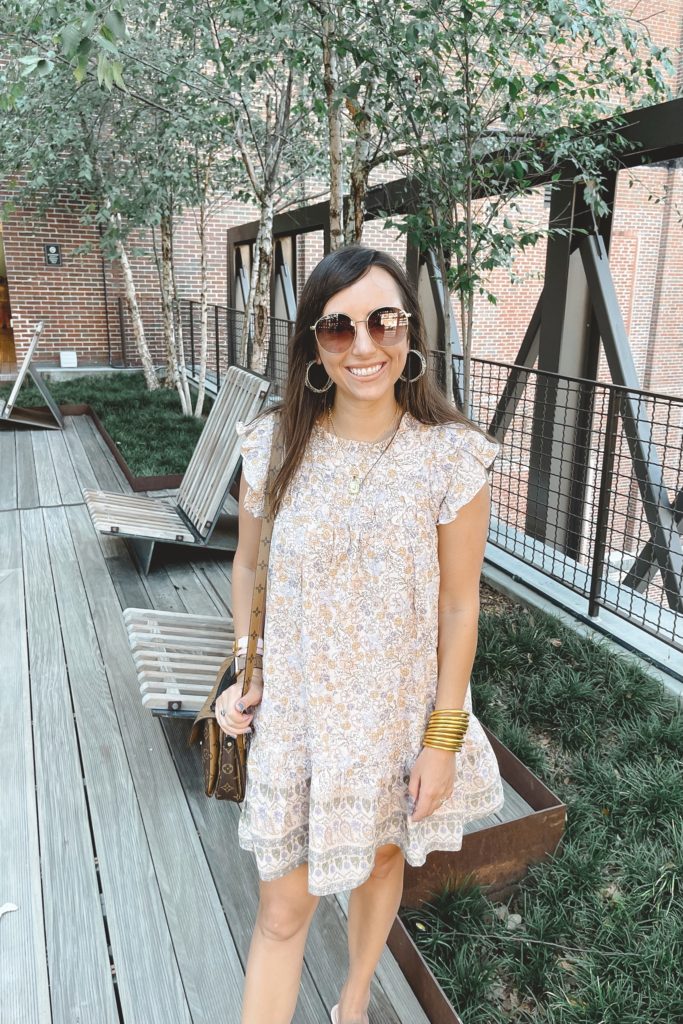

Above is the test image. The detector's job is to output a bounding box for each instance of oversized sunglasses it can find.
[311,306,411,353]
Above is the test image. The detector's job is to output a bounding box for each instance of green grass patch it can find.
[400,605,683,1023]
[0,372,213,476]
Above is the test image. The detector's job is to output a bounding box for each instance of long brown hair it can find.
[253,245,492,518]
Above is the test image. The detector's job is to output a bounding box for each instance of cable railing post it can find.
[588,385,619,618]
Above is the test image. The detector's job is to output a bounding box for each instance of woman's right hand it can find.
[215,668,263,737]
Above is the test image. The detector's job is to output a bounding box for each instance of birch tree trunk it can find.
[344,88,374,244]
[434,240,455,406]
[322,14,344,251]
[114,237,158,391]
[160,214,190,414]
[238,245,257,368]
[238,198,274,373]
[235,73,291,373]
[250,198,274,375]
[170,231,192,415]
[429,195,457,407]
[346,146,370,245]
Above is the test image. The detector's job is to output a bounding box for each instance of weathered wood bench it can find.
[123,607,234,714]
[83,364,271,573]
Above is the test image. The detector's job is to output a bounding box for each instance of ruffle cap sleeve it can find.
[236,411,277,518]
[436,422,500,526]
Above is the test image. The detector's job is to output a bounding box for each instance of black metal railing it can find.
[462,354,682,653]
[178,299,682,653]
[178,299,291,395]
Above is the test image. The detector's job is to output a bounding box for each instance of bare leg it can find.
[241,861,320,1024]
[337,844,405,1023]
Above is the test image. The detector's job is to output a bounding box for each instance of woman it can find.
[216,245,504,1024]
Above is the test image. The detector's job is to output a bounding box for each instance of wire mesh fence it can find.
[178,300,290,396]
[461,355,683,653]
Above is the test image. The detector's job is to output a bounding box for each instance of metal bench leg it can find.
[128,537,156,575]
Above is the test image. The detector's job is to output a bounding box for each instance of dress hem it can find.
[238,792,505,897]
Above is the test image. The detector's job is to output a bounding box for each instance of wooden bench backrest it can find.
[177,365,271,539]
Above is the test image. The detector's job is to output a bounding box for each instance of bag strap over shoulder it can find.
[243,412,286,690]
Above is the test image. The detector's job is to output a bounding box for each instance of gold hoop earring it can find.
[399,349,427,383]
[304,359,334,393]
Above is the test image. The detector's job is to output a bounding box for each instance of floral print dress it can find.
[234,409,505,896]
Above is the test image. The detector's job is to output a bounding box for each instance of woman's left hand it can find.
[407,747,456,822]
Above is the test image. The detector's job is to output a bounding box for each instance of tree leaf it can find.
[104,10,126,41]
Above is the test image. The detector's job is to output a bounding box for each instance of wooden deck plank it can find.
[187,557,233,618]
[206,552,233,592]
[104,534,226,619]
[131,554,194,613]
[44,504,197,1023]
[0,511,51,1024]
[15,429,39,509]
[79,411,131,492]
[61,416,101,493]
[107,551,157,611]
[72,415,127,494]
[143,565,196,610]
[0,429,17,510]
[21,507,119,1024]
[161,548,227,617]
[100,530,192,615]
[46,426,84,505]
[64,502,246,1020]
[30,431,62,507]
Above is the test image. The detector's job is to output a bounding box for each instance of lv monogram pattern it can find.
[234,411,505,895]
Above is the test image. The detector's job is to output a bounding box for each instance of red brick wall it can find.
[0,193,111,365]
[0,186,258,368]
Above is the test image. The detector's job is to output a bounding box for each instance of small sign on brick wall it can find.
[44,243,62,266]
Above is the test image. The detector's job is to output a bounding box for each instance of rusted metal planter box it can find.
[58,403,186,490]
[402,725,565,906]
[388,727,565,1022]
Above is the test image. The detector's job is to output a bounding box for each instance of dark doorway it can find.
[0,224,17,377]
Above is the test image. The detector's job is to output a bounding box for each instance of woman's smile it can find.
[345,361,387,379]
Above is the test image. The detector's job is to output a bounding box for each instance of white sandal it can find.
[330,1005,369,1024]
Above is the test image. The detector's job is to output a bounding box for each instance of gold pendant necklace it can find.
[327,407,403,495]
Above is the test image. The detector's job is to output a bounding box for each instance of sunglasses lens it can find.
[368,307,409,345]
[316,313,355,352]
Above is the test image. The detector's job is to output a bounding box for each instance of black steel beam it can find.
[580,233,683,610]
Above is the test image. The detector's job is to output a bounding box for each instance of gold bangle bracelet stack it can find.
[423,709,470,752]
